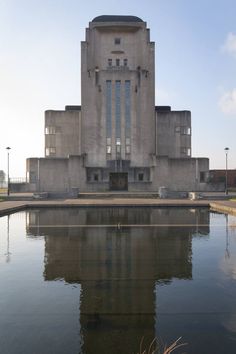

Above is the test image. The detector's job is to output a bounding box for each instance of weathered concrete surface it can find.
[1,197,236,217]
[210,201,236,216]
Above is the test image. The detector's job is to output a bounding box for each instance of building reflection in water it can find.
[26,207,209,354]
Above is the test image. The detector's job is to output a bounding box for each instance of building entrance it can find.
[109,173,128,191]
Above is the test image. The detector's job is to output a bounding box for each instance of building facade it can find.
[26,15,209,193]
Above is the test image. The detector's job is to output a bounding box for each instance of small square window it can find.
[114,38,121,45]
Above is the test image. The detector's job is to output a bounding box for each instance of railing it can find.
[10,177,27,184]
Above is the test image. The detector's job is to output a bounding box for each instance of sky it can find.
[0,0,236,177]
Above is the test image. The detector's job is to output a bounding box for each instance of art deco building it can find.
[26,15,209,193]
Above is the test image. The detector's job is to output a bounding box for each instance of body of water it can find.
[0,207,236,354]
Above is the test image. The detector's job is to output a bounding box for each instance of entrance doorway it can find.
[109,173,128,191]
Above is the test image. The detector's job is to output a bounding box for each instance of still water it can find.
[0,207,236,354]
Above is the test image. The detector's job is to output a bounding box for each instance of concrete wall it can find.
[45,109,81,158]
[81,19,155,168]
[27,158,69,192]
[156,108,191,158]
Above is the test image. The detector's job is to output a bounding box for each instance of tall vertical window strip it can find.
[106,80,112,138]
[125,80,131,137]
[115,80,121,138]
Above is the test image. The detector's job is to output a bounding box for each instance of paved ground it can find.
[1,197,236,216]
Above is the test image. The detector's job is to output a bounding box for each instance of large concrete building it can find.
[26,15,209,193]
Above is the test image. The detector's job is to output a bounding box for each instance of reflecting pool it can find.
[0,207,236,354]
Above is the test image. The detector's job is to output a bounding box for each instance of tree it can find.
[0,170,6,187]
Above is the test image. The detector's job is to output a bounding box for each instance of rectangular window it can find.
[114,38,121,45]
[180,147,191,156]
[116,59,120,66]
[200,172,205,183]
[175,126,180,133]
[180,126,191,135]
[45,147,56,156]
[126,138,131,145]
[94,174,99,181]
[108,59,112,67]
[116,145,121,153]
[106,145,111,154]
[125,145,131,154]
[115,80,121,140]
[116,138,121,145]
[45,126,56,135]
[106,80,112,138]
[106,137,111,145]
[125,80,131,156]
[138,173,144,181]
[124,59,128,66]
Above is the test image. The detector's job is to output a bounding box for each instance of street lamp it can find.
[224,147,229,195]
[6,147,11,196]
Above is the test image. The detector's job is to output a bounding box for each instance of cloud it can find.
[222,32,236,57]
[219,89,236,115]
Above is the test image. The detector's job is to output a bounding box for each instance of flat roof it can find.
[92,15,143,23]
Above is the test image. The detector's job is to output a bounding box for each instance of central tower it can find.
[81,15,155,189]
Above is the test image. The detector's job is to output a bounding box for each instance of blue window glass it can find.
[125,80,131,138]
[115,80,121,139]
[106,80,112,138]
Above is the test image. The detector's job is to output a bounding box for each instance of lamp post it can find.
[224,147,229,195]
[6,147,11,196]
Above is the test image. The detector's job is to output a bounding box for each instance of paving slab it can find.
[1,198,236,217]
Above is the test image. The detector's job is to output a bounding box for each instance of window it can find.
[116,59,120,66]
[116,145,121,153]
[45,126,56,135]
[114,38,121,45]
[106,137,111,145]
[124,59,128,66]
[45,147,56,156]
[138,173,144,181]
[125,145,131,154]
[175,126,180,133]
[180,126,191,135]
[116,138,121,145]
[115,81,121,139]
[106,80,112,138]
[180,147,191,156]
[200,172,205,183]
[94,174,99,181]
[106,145,111,154]
[108,59,112,67]
[125,81,131,151]
[126,138,131,145]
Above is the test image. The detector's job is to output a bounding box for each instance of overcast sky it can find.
[0,0,236,177]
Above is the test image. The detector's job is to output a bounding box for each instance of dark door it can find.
[109,173,128,191]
